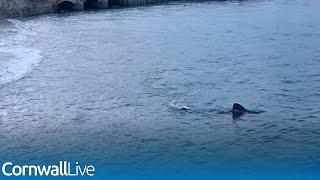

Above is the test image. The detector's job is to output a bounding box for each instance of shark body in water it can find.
[231,103,263,119]
[170,101,264,119]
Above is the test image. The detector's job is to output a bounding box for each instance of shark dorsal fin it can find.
[232,103,247,112]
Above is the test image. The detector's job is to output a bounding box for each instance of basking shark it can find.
[169,101,264,119]
[232,103,262,118]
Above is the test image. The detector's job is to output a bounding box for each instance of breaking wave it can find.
[0,19,43,85]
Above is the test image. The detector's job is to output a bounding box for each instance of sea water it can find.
[0,0,320,179]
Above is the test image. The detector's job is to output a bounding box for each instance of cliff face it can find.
[109,0,169,7]
[0,0,56,18]
[0,0,169,18]
[0,0,110,18]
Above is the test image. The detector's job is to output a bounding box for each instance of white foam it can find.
[169,100,191,110]
[0,19,43,85]
[0,47,42,84]
[7,19,25,29]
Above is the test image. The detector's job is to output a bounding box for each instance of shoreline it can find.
[0,0,180,19]
[0,18,43,85]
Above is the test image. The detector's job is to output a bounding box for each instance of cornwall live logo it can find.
[1,161,95,177]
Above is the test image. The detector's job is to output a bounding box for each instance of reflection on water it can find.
[0,0,320,175]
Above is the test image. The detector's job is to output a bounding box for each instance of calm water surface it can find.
[0,0,320,177]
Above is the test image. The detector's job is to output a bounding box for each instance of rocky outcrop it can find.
[0,0,55,18]
[0,0,110,18]
[0,0,174,18]
[108,0,169,7]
